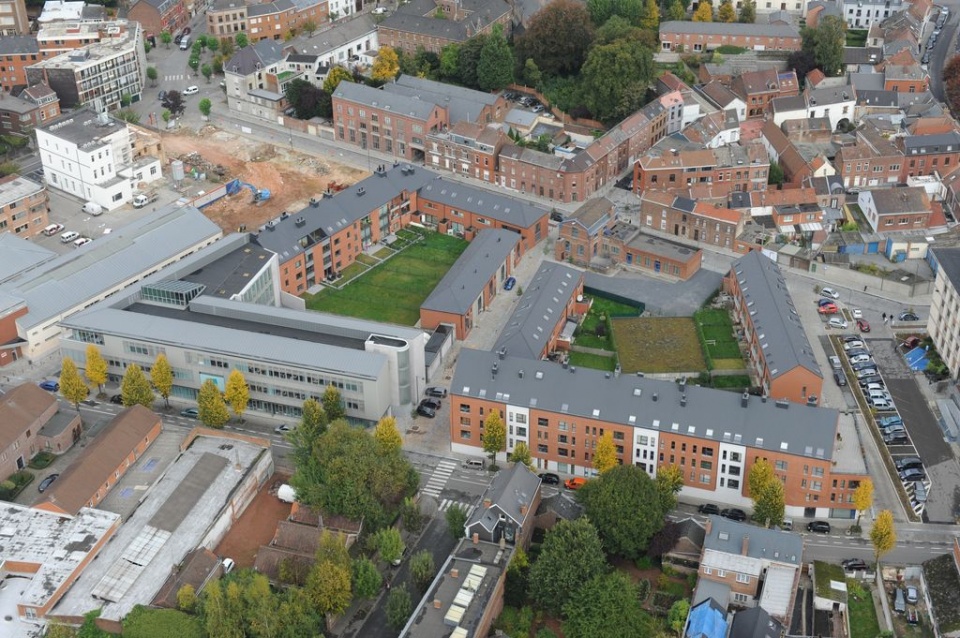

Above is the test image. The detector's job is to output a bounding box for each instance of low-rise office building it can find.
[926,246,960,379]
[0,174,50,238]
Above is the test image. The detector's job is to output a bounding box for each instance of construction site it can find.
[161,127,367,232]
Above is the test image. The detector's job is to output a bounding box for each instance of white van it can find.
[179,35,191,50]
[82,202,103,216]
[60,230,80,243]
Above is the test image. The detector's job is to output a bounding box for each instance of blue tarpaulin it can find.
[905,346,929,371]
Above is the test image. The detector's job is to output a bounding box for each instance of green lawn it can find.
[305,232,468,325]
[847,580,881,638]
[569,350,618,372]
[575,296,642,350]
[846,29,868,47]
[695,308,742,360]
[611,317,706,373]
[711,374,752,389]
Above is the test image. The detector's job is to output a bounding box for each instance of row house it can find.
[128,0,189,38]
[835,123,903,188]
[900,131,960,180]
[698,81,747,122]
[857,186,932,233]
[658,21,802,53]
[639,190,744,250]
[634,143,770,196]
[760,120,814,187]
[884,63,929,93]
[842,0,905,28]
[377,0,512,55]
[0,84,60,134]
[0,174,49,237]
[224,39,293,120]
[427,121,505,184]
[449,348,866,520]
[282,14,376,78]
[697,59,786,85]
[207,0,328,43]
[731,68,799,119]
[0,36,54,92]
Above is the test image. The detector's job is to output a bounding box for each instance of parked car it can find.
[906,585,919,604]
[110,394,123,404]
[807,520,831,534]
[845,348,869,358]
[73,237,92,248]
[894,587,906,614]
[829,355,843,370]
[879,423,906,435]
[38,473,60,493]
[855,367,878,379]
[818,298,837,307]
[538,473,560,485]
[372,6,388,13]
[274,423,293,434]
[884,431,909,445]
[158,90,167,101]
[871,397,895,411]
[849,354,873,365]
[900,467,926,482]
[425,386,448,398]
[180,407,199,418]
[182,85,199,95]
[842,335,863,343]
[857,319,871,332]
[720,508,747,522]
[221,557,235,574]
[60,230,80,243]
[416,404,436,418]
[828,317,848,329]
[852,362,877,373]
[698,503,721,515]
[899,311,920,322]
[843,340,865,351]
[842,558,868,571]
[878,416,903,428]
[43,223,65,236]
[864,383,885,392]
[818,303,839,315]
[858,375,883,387]
[504,276,516,291]
[820,287,840,299]
[895,457,923,472]
[39,380,60,391]
[833,371,847,387]
[564,477,588,490]
[419,398,441,411]
[852,308,863,319]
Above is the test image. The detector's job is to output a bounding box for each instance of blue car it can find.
[504,276,516,291]
[878,415,903,428]
[39,380,59,392]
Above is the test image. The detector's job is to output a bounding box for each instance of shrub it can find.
[637,578,651,602]
[28,451,55,469]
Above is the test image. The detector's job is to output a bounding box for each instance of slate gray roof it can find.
[465,463,539,534]
[224,39,286,76]
[856,89,899,107]
[769,95,806,114]
[1,206,222,332]
[728,607,784,638]
[39,109,126,148]
[807,85,855,106]
[933,247,960,291]
[379,0,510,42]
[903,131,960,154]
[0,234,55,285]
[417,180,548,229]
[247,0,294,16]
[384,75,497,124]
[287,14,376,58]
[703,515,803,565]
[850,72,885,92]
[333,81,437,120]
[563,197,613,235]
[420,229,519,315]
[492,263,582,361]
[451,349,840,460]
[730,251,822,380]
[843,46,883,65]
[660,20,800,37]
[868,186,929,214]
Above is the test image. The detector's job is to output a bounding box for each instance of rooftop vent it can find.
[357,187,365,196]
[680,394,687,407]
[492,362,499,376]
[652,392,658,402]
[741,391,749,408]
[775,399,790,409]
[518,370,524,379]
[295,217,306,226]
[498,347,507,360]
[280,211,289,220]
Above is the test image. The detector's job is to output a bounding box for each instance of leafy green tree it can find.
[321,385,345,421]
[593,432,618,473]
[477,24,513,91]
[45,622,76,638]
[668,0,686,19]
[410,550,436,593]
[693,0,713,21]
[374,415,403,451]
[301,397,327,433]
[121,363,154,408]
[748,459,784,528]
[188,56,200,72]
[640,0,660,29]
[739,0,756,22]
[386,587,412,630]
[0,161,20,177]
[457,34,488,89]
[504,547,530,607]
[668,599,691,637]
[579,465,668,560]
[150,353,173,408]
[376,527,405,564]
[482,411,506,466]
[580,37,655,122]
[201,64,212,82]
[197,379,229,428]
[508,441,534,469]
[224,369,249,421]
[177,583,197,612]
[161,109,171,123]
[123,606,203,638]
[521,58,542,89]
[197,34,208,50]
[352,557,382,598]
[146,66,158,86]
[718,0,735,21]
[529,518,607,614]
[234,32,248,48]
[116,109,141,124]
[563,572,654,638]
[372,46,401,81]
[870,509,896,565]
[285,77,331,119]
[198,98,212,117]
[438,43,461,80]
[161,31,172,48]
[207,37,219,54]
[323,66,354,94]
[400,496,424,532]
[78,609,108,638]
[587,0,644,25]
[446,503,468,539]
[306,560,351,628]
[514,0,594,77]
[84,345,108,394]
[768,161,784,186]
[814,15,845,76]
[302,19,318,35]
[655,464,685,512]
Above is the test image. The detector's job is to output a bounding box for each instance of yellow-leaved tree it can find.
[197,379,229,428]
[870,509,896,566]
[323,66,354,94]
[372,46,400,82]
[693,0,713,21]
[121,363,154,408]
[593,431,618,474]
[151,353,173,409]
[60,357,89,411]
[852,478,874,527]
[482,411,506,467]
[718,0,736,22]
[84,345,108,395]
[509,441,534,469]
[224,369,249,422]
[374,415,403,451]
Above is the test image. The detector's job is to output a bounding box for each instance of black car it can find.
[720,508,747,522]
[158,90,167,101]
[419,398,441,411]
[895,457,923,472]
[38,473,60,493]
[858,375,883,387]
[425,386,448,398]
[416,404,436,418]
[110,394,123,404]
[842,558,868,571]
[851,360,877,371]
[884,431,909,445]
[845,348,869,358]
[899,312,920,322]
[698,504,721,515]
[807,520,831,534]
[833,371,847,387]
[842,335,863,343]
[538,472,560,485]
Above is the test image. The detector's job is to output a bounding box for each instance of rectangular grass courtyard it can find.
[304,230,468,325]
[611,317,707,374]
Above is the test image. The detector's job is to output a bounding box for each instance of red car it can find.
[857,319,870,332]
[818,303,838,315]
[564,477,588,490]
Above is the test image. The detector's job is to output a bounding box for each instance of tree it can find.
[400,496,424,532]
[515,0,593,78]
[286,78,331,119]
[302,19,318,35]
[372,46,401,81]
[352,557,382,598]
[177,584,197,612]
[188,56,200,72]
[146,66,158,86]
[161,110,171,124]
[162,90,184,115]
[201,64,213,83]
[150,353,173,409]
[482,411,506,466]
[374,416,403,451]
[668,0,686,20]
[804,15,845,76]
[748,459,785,527]
[457,34,488,88]
[438,43,461,80]
[410,550,436,593]
[321,384,346,421]
[580,38,655,123]
[647,520,682,557]
[640,0,660,29]
[655,464,685,512]
[235,32,248,48]
[693,0,713,21]
[579,465,668,560]
[323,66,354,94]
[476,24,513,92]
[0,161,20,177]
[305,560,351,628]
[504,547,530,607]
[563,572,655,638]
[45,623,76,638]
[60,358,89,410]
[78,609,108,638]
[739,0,756,22]
[223,369,249,421]
[587,0,645,25]
[788,50,818,84]
[853,479,874,527]
[870,509,896,565]
[718,0,735,21]
[197,379,230,428]
[508,441,534,469]
[376,527,405,565]
[668,600,691,637]
[161,31,172,48]
[521,58,542,89]
[301,397,327,434]
[768,161,784,186]
[85,345,108,394]
[207,37,219,54]
[121,363,154,408]
[446,503,468,539]
[115,108,140,123]
[386,587,412,630]
[529,518,607,614]
[593,432,619,473]
[198,97,212,117]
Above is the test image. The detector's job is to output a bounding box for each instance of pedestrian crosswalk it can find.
[164,74,188,82]
[438,499,476,519]
[420,459,456,499]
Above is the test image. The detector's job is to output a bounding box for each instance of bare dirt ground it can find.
[162,127,368,232]
[215,473,293,567]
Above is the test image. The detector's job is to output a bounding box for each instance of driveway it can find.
[584,268,722,316]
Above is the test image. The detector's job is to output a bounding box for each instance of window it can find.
[460,430,471,439]
[775,460,787,471]
[717,569,726,578]
[736,573,750,584]
[703,566,713,575]
[460,404,470,413]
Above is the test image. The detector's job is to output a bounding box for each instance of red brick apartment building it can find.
[835,123,903,189]
[376,0,512,55]
[427,121,506,184]
[0,384,80,479]
[206,0,328,43]
[0,36,54,92]
[658,21,803,53]
[638,190,745,251]
[0,174,50,237]
[556,197,614,266]
[255,164,548,295]
[900,131,960,180]
[724,251,823,405]
[128,0,188,37]
[0,84,61,134]
[732,69,800,119]
[634,144,770,196]
[857,187,932,233]
[449,348,864,518]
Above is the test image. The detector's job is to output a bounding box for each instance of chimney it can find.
[484,498,492,508]
[472,532,479,544]
[520,504,527,516]
[680,394,687,407]
[741,391,749,408]
[652,393,658,402]
[433,599,442,609]
[679,377,687,392]
[741,535,750,556]
[450,568,459,579]
[705,517,712,535]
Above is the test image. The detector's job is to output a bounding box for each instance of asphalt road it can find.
[928,2,960,102]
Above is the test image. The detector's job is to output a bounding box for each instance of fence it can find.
[583,285,646,315]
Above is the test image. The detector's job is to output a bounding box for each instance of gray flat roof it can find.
[287,14,376,57]
[730,251,822,380]
[421,229,519,315]
[451,348,840,460]
[493,263,582,361]
[2,206,222,332]
[626,231,701,263]
[0,233,56,285]
[660,20,800,37]
[933,246,960,292]
[181,240,275,298]
[704,515,803,564]
[39,109,126,149]
[333,81,438,120]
